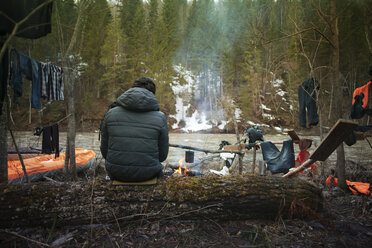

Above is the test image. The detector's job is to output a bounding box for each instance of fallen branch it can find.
[0,175,322,228]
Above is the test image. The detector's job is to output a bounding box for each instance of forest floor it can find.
[1,161,372,247]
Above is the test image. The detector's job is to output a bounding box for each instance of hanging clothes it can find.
[42,124,59,158]
[0,43,8,115]
[10,50,42,109]
[0,0,53,39]
[9,50,64,108]
[40,63,64,100]
[350,81,372,119]
[298,78,319,128]
[260,140,295,174]
[295,139,316,174]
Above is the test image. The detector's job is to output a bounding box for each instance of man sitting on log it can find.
[100,77,169,182]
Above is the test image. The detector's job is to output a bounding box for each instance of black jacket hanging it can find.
[298,78,319,128]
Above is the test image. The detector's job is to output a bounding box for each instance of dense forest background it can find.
[8,0,372,132]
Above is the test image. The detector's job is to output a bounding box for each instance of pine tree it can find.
[100,13,128,101]
[120,0,146,80]
[80,0,111,99]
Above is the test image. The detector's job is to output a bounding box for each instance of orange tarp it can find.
[8,148,96,180]
[326,175,372,196]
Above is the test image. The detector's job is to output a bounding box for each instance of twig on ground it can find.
[99,222,118,248]
[1,230,50,247]
[43,176,62,184]
[201,215,237,248]
[365,137,372,150]
[89,173,96,240]
[51,230,78,247]
[140,188,155,227]
[109,208,122,236]
[158,203,223,222]
[115,203,222,223]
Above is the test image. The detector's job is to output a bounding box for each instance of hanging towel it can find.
[261,140,295,174]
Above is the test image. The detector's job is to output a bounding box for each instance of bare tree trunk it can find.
[0,39,8,183]
[64,65,77,180]
[0,100,7,183]
[233,119,243,175]
[64,135,70,172]
[330,0,347,191]
[60,0,89,180]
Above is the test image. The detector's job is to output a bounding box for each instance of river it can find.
[7,131,372,168]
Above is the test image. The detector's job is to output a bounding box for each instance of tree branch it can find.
[262,27,315,45]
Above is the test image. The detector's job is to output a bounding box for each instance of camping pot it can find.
[185,151,194,163]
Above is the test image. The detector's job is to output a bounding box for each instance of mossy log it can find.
[0,175,322,228]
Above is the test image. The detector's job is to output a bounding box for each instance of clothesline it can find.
[33,113,71,137]
[10,49,64,110]
[55,113,71,125]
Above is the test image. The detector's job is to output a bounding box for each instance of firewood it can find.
[0,175,322,228]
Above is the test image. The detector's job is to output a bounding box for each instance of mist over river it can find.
[7,132,372,170]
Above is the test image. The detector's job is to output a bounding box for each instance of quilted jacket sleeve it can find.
[158,113,169,162]
[100,111,109,159]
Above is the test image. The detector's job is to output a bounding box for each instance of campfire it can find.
[172,158,201,177]
[173,158,191,176]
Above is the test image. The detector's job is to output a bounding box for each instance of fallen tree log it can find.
[0,175,322,228]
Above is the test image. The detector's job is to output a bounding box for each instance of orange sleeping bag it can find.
[326,175,372,196]
[8,148,96,182]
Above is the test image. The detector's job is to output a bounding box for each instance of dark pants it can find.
[42,124,59,158]
[298,78,319,128]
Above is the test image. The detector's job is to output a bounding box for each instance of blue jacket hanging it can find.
[10,50,42,109]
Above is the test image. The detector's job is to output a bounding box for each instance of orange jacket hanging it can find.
[352,81,372,108]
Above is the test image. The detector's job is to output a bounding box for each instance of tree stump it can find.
[0,175,322,228]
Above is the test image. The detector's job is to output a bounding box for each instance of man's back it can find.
[100,87,169,182]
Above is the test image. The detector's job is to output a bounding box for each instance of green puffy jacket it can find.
[100,87,169,181]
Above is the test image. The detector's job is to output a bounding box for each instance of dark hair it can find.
[132,77,156,94]
[368,65,372,78]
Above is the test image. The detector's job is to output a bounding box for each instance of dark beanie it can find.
[132,77,156,94]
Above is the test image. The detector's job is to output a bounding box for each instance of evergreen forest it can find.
[8,0,372,132]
